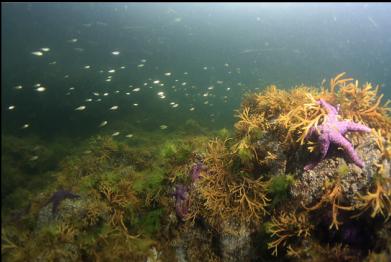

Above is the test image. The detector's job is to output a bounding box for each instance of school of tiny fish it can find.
[6,12,257,142]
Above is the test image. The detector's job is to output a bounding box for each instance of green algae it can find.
[268,174,295,207]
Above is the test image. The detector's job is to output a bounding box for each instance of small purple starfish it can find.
[304,99,371,171]
[172,184,189,220]
[45,189,80,215]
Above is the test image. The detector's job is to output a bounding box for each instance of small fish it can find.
[172,104,179,108]
[68,38,78,43]
[35,87,46,92]
[189,107,195,111]
[112,131,120,136]
[75,105,86,111]
[133,103,139,106]
[22,124,29,129]
[120,66,126,69]
[8,105,15,110]
[125,134,133,138]
[99,121,108,127]
[153,80,160,84]
[41,47,50,52]
[164,72,171,76]
[108,69,116,73]
[83,150,92,154]
[30,155,39,161]
[85,98,92,102]
[137,64,144,68]
[103,93,109,96]
[160,125,168,130]
[110,106,119,110]
[31,51,43,56]
[93,92,100,96]
[140,59,147,63]
[84,65,91,69]
[133,88,140,92]
[69,87,75,90]
[112,51,120,55]
[14,85,23,90]
[34,83,41,87]
[203,66,208,70]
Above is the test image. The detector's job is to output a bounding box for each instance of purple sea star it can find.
[45,189,80,215]
[190,161,207,182]
[172,184,189,220]
[304,99,371,171]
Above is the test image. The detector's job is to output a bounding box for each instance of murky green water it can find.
[2,3,391,261]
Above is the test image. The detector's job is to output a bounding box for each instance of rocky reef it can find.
[2,73,390,261]
[169,73,391,261]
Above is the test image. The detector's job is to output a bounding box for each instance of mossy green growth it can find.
[268,174,295,207]
[337,162,350,177]
[132,168,165,194]
[159,140,193,165]
[137,208,164,236]
[160,141,178,159]
[237,146,253,164]
[216,128,230,139]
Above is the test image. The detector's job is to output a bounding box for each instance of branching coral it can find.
[267,211,313,256]
[234,106,268,136]
[228,177,270,223]
[302,177,353,230]
[321,72,391,134]
[373,129,391,176]
[278,92,326,145]
[355,177,391,219]
[189,138,270,227]
[56,222,78,243]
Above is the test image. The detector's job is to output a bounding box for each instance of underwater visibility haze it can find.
[2,3,391,261]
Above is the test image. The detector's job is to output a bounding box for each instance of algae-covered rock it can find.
[219,219,253,262]
[291,132,383,207]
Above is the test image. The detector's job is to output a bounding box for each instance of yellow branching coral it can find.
[203,138,232,183]
[109,209,128,232]
[234,106,268,135]
[278,92,326,145]
[355,177,391,219]
[303,178,353,230]
[255,85,291,118]
[191,138,270,226]
[83,200,110,226]
[321,72,391,133]
[373,129,391,176]
[267,211,313,256]
[228,177,270,222]
[57,222,78,243]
